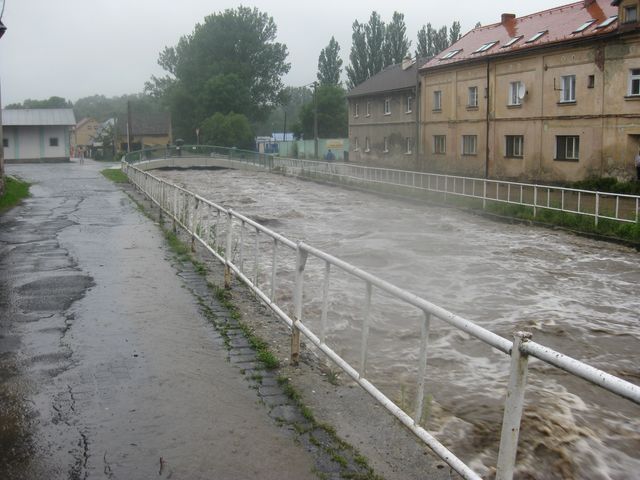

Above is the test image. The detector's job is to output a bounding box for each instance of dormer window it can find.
[441,49,462,60]
[525,30,547,43]
[502,36,523,48]
[474,41,498,53]
[595,15,618,29]
[573,19,595,33]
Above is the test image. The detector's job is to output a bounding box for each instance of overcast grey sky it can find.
[0,0,565,105]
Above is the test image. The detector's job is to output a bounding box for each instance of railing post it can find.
[224,211,234,289]
[595,192,600,227]
[360,281,373,378]
[496,331,532,480]
[483,180,487,210]
[191,199,198,252]
[533,186,538,217]
[414,312,431,424]
[291,243,308,366]
[159,182,164,224]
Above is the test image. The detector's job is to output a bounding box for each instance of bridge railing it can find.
[122,160,640,480]
[123,144,274,169]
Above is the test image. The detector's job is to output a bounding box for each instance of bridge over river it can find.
[127,152,640,480]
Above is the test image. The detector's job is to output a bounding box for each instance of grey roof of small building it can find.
[2,108,76,126]
[117,112,171,136]
[346,59,427,98]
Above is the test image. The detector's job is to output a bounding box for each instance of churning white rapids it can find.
[156,168,640,480]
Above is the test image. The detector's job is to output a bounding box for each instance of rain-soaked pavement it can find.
[0,161,320,479]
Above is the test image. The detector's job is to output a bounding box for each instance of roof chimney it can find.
[402,55,413,70]
[501,13,516,24]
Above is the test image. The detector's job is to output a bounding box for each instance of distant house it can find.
[116,112,172,152]
[347,56,423,170]
[420,0,640,182]
[2,108,76,163]
[71,117,101,155]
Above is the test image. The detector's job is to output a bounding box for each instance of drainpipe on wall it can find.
[485,59,491,179]
[415,59,421,171]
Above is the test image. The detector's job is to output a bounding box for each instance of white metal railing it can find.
[124,145,640,227]
[122,160,640,480]
[272,157,640,226]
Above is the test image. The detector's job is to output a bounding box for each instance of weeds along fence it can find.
[122,158,640,480]
[125,146,640,228]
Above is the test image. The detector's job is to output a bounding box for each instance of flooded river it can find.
[155,168,640,480]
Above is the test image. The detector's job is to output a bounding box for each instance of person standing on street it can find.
[635,149,640,181]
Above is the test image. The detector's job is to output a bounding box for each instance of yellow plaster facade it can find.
[421,20,640,182]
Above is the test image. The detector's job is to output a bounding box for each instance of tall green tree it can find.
[415,21,462,58]
[291,85,347,139]
[432,26,450,55]
[416,24,430,58]
[384,12,411,66]
[449,21,462,45]
[346,20,369,89]
[365,12,386,77]
[151,6,290,141]
[317,37,343,86]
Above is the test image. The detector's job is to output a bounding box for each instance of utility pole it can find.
[313,81,318,159]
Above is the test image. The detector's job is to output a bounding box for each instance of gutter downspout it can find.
[416,61,421,171]
[485,59,491,179]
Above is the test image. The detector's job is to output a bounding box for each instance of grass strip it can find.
[100,168,129,183]
[0,176,30,211]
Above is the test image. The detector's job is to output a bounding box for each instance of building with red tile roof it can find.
[419,0,640,182]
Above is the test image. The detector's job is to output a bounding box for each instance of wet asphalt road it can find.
[0,161,317,479]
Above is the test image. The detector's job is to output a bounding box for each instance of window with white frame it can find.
[433,135,446,154]
[509,81,523,106]
[629,68,640,96]
[49,137,59,147]
[462,135,477,155]
[468,86,478,107]
[560,75,576,103]
[433,90,442,111]
[505,135,524,158]
[2,138,8,148]
[366,101,371,116]
[383,136,389,152]
[354,103,359,117]
[405,137,413,154]
[365,136,370,152]
[555,136,580,161]
[354,137,359,151]
[384,98,391,115]
[406,96,413,113]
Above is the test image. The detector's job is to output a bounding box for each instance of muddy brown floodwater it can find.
[156,167,640,480]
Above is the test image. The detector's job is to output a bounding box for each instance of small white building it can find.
[2,108,76,163]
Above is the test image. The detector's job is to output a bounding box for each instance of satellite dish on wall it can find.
[517,84,527,101]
